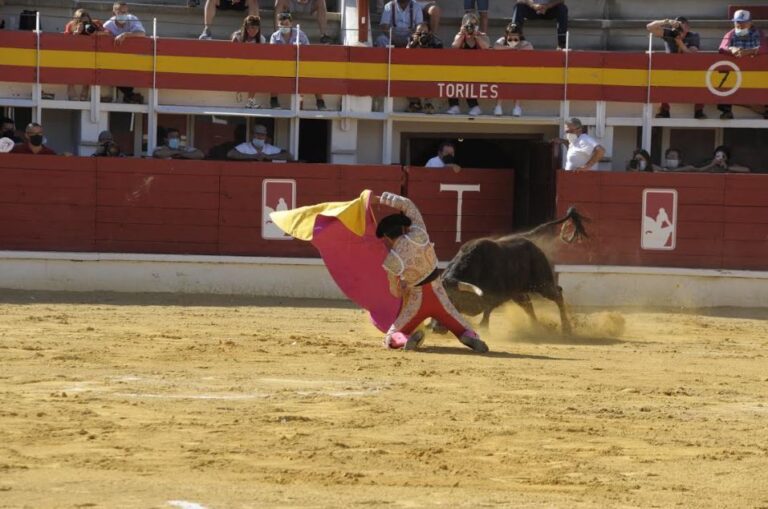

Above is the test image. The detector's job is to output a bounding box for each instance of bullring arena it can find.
[2,289,768,508]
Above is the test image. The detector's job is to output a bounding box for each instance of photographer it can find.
[625,149,660,172]
[377,0,423,48]
[646,16,705,119]
[447,13,489,115]
[63,9,106,102]
[405,22,442,113]
[91,131,125,157]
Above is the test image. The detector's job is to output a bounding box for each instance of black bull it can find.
[439,207,588,335]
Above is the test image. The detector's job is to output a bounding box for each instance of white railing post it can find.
[147,18,159,156]
[33,11,42,122]
[641,32,654,153]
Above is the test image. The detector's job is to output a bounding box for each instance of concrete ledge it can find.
[556,264,768,308]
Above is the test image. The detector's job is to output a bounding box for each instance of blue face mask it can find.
[734,27,749,37]
[115,13,129,22]
[168,138,180,149]
[280,26,291,35]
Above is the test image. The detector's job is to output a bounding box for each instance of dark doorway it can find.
[298,119,330,163]
[405,135,557,230]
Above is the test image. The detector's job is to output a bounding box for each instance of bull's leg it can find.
[479,309,491,329]
[538,284,572,335]
[512,294,538,325]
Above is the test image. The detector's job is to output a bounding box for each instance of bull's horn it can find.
[457,281,483,297]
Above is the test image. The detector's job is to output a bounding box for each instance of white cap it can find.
[733,9,751,23]
[0,137,15,153]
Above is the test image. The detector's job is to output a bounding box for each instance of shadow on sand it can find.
[419,345,574,361]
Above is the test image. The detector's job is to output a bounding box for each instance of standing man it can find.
[11,123,57,155]
[717,10,767,119]
[513,0,568,49]
[647,16,705,119]
[103,2,146,104]
[425,141,460,172]
[376,192,488,353]
[377,0,423,48]
[554,117,605,171]
[199,0,259,40]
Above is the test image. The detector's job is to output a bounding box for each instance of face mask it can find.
[280,27,291,35]
[637,160,647,171]
[664,158,679,169]
[168,138,180,149]
[252,138,265,149]
[115,14,129,22]
[735,27,749,37]
[714,152,726,161]
[29,134,43,146]
[441,154,455,165]
[566,133,578,144]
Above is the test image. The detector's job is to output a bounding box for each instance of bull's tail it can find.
[443,278,484,297]
[519,206,589,244]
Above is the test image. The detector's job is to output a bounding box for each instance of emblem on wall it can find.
[262,179,296,240]
[641,189,677,250]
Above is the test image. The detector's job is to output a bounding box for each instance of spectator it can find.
[199,0,259,40]
[0,137,14,154]
[405,22,442,113]
[690,145,750,173]
[269,13,326,110]
[92,131,125,157]
[63,9,107,102]
[513,0,568,49]
[208,123,247,159]
[660,147,684,171]
[103,2,146,104]
[717,10,768,119]
[553,117,604,171]
[376,0,441,34]
[152,128,204,159]
[464,0,488,34]
[1,117,22,143]
[11,123,57,155]
[493,23,533,116]
[274,0,331,44]
[231,15,266,108]
[377,0,423,48]
[227,124,290,161]
[447,13,489,116]
[626,149,660,172]
[425,141,460,172]
[647,16,705,119]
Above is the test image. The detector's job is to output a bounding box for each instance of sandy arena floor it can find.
[0,290,767,509]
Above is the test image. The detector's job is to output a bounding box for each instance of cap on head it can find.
[98,130,113,143]
[376,213,412,239]
[733,9,751,23]
[253,124,268,135]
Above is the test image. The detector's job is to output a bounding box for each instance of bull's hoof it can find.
[459,333,489,353]
[403,330,426,351]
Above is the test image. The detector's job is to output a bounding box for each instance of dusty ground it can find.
[1,290,767,509]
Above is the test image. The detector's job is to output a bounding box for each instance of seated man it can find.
[376,192,488,352]
[513,0,568,49]
[152,128,204,159]
[405,22,442,113]
[92,131,125,157]
[103,2,146,104]
[226,124,290,161]
[274,0,331,44]
[377,0,423,48]
[425,141,460,172]
[2,117,23,143]
[11,123,57,155]
[199,0,259,40]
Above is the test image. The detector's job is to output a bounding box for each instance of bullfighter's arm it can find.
[379,192,426,231]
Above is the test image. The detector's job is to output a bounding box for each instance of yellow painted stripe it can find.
[5,49,768,90]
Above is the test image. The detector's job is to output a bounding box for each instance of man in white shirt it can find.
[555,117,605,171]
[425,141,461,172]
[227,124,290,161]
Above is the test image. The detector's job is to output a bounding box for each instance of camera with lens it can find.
[83,22,97,34]
[463,23,476,34]
[662,27,680,39]
[628,159,640,170]
[418,33,430,45]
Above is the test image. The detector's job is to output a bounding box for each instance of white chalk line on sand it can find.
[168,501,209,509]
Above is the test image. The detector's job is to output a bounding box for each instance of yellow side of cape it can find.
[269,189,371,241]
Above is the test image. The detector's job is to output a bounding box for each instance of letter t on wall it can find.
[439,183,481,243]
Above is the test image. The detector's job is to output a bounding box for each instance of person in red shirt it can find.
[11,123,57,155]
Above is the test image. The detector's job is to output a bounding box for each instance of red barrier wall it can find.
[0,155,515,260]
[555,171,768,270]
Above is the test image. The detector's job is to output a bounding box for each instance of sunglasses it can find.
[278,13,292,21]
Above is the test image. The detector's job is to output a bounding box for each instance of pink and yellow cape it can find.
[270,190,400,332]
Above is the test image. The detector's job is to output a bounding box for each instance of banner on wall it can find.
[641,189,677,250]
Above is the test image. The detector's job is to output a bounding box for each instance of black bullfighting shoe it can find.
[459,331,489,353]
[403,330,426,351]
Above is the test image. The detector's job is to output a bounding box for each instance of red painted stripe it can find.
[156,72,295,93]
[652,53,768,71]
[391,48,567,67]
[390,82,564,100]
[0,31,37,49]
[40,33,97,51]
[158,38,296,60]
[96,69,153,87]
[0,65,36,84]
[348,46,389,64]
[651,86,768,104]
[39,68,97,85]
[95,36,153,55]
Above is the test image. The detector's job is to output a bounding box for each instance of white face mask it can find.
[566,133,578,144]
[735,27,749,37]
[664,158,679,169]
[637,160,647,171]
[252,138,265,149]
[714,151,726,162]
[280,26,291,35]
[115,13,129,22]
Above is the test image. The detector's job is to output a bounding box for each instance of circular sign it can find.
[705,60,742,97]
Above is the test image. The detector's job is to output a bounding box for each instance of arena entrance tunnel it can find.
[404,134,558,231]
